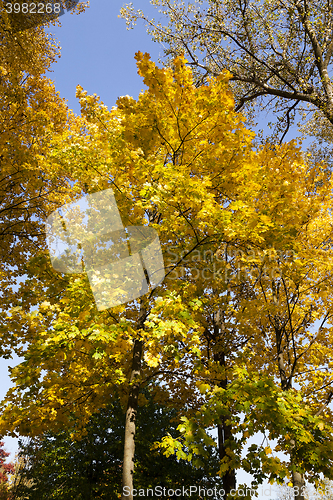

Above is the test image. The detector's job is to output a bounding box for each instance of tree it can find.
[10,393,222,499]
[154,144,333,500]
[0,2,90,361]
[0,442,13,483]
[1,53,333,500]
[0,9,63,267]
[0,51,260,498]
[0,442,14,500]
[120,0,333,142]
[0,0,89,264]
[0,52,259,498]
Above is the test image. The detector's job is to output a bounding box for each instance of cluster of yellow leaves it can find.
[1,51,333,489]
[0,10,86,360]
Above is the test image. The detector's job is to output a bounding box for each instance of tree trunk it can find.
[121,338,143,500]
[217,421,236,496]
[276,326,305,500]
[291,469,305,500]
[213,306,236,498]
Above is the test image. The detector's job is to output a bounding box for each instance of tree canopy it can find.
[0,51,333,500]
[121,0,333,142]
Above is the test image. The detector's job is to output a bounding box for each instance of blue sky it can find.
[46,0,164,114]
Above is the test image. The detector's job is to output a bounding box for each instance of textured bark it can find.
[121,338,143,500]
[213,309,237,498]
[276,326,305,500]
[217,419,236,496]
[121,297,147,500]
[291,469,306,500]
[275,328,290,391]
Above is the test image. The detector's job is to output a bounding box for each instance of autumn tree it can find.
[0,51,264,499]
[153,141,333,500]
[0,52,252,497]
[1,53,333,500]
[120,0,333,142]
[0,7,61,263]
[117,2,333,493]
[0,442,14,500]
[0,0,91,360]
[0,0,89,259]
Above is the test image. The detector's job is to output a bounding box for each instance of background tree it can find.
[10,393,222,500]
[0,1,89,360]
[0,442,14,500]
[120,0,333,143]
